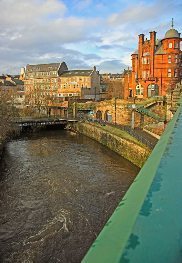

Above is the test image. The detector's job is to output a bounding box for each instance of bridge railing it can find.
[82,97,182,263]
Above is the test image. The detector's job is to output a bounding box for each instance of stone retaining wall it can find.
[76,123,150,168]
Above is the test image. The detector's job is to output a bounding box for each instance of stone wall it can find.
[95,99,131,125]
[95,99,165,128]
[76,122,150,168]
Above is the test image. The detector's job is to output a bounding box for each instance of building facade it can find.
[24,62,68,115]
[124,23,182,99]
[24,62,100,116]
[58,66,100,100]
[0,75,25,109]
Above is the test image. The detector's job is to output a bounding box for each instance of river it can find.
[0,129,139,263]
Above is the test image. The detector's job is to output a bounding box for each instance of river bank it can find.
[0,125,21,160]
[76,122,151,168]
[0,139,4,160]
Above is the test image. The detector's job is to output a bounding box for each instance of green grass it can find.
[87,122,149,149]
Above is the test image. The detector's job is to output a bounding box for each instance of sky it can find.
[0,0,182,74]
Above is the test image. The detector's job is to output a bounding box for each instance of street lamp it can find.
[114,97,117,125]
[131,100,136,129]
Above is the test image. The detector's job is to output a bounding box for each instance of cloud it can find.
[0,0,101,74]
[97,60,127,74]
[74,0,92,10]
[0,42,102,74]
[97,44,133,52]
[0,0,181,74]
[0,0,67,26]
[108,0,182,26]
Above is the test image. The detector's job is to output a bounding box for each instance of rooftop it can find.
[60,70,93,77]
[26,63,60,72]
[165,28,180,39]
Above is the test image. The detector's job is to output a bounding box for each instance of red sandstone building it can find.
[124,22,182,99]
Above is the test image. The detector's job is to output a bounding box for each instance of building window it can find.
[174,69,178,77]
[175,55,178,63]
[142,57,149,64]
[168,69,171,77]
[142,71,146,78]
[142,71,149,79]
[168,55,171,63]
[168,43,172,48]
[136,84,143,95]
[148,84,159,97]
[174,42,179,48]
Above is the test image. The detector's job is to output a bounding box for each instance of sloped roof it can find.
[132,49,138,55]
[155,40,166,55]
[60,70,93,77]
[12,78,24,85]
[26,63,60,72]
[0,80,15,86]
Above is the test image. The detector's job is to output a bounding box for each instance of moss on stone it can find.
[76,122,151,168]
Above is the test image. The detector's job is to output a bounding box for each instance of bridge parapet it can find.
[14,117,77,127]
[82,97,182,263]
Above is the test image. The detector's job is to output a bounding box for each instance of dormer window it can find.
[168,43,172,48]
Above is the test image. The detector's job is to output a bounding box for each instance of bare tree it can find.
[0,89,19,140]
[25,88,56,117]
[104,79,124,99]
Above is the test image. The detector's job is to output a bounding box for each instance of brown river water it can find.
[0,129,139,263]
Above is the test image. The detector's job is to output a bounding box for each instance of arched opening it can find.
[104,110,112,122]
[96,110,102,120]
[147,84,159,97]
[136,84,144,98]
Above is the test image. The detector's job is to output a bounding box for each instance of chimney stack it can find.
[150,31,156,77]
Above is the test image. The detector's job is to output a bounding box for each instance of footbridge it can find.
[14,117,77,129]
[82,97,182,263]
[135,96,165,122]
[135,105,165,122]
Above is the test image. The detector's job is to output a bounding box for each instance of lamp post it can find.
[114,97,117,125]
[127,67,130,98]
[131,97,136,129]
[171,90,173,108]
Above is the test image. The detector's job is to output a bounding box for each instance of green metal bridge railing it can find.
[82,97,182,263]
[135,106,165,122]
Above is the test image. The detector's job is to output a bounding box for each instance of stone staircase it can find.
[166,81,182,114]
[135,106,165,122]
